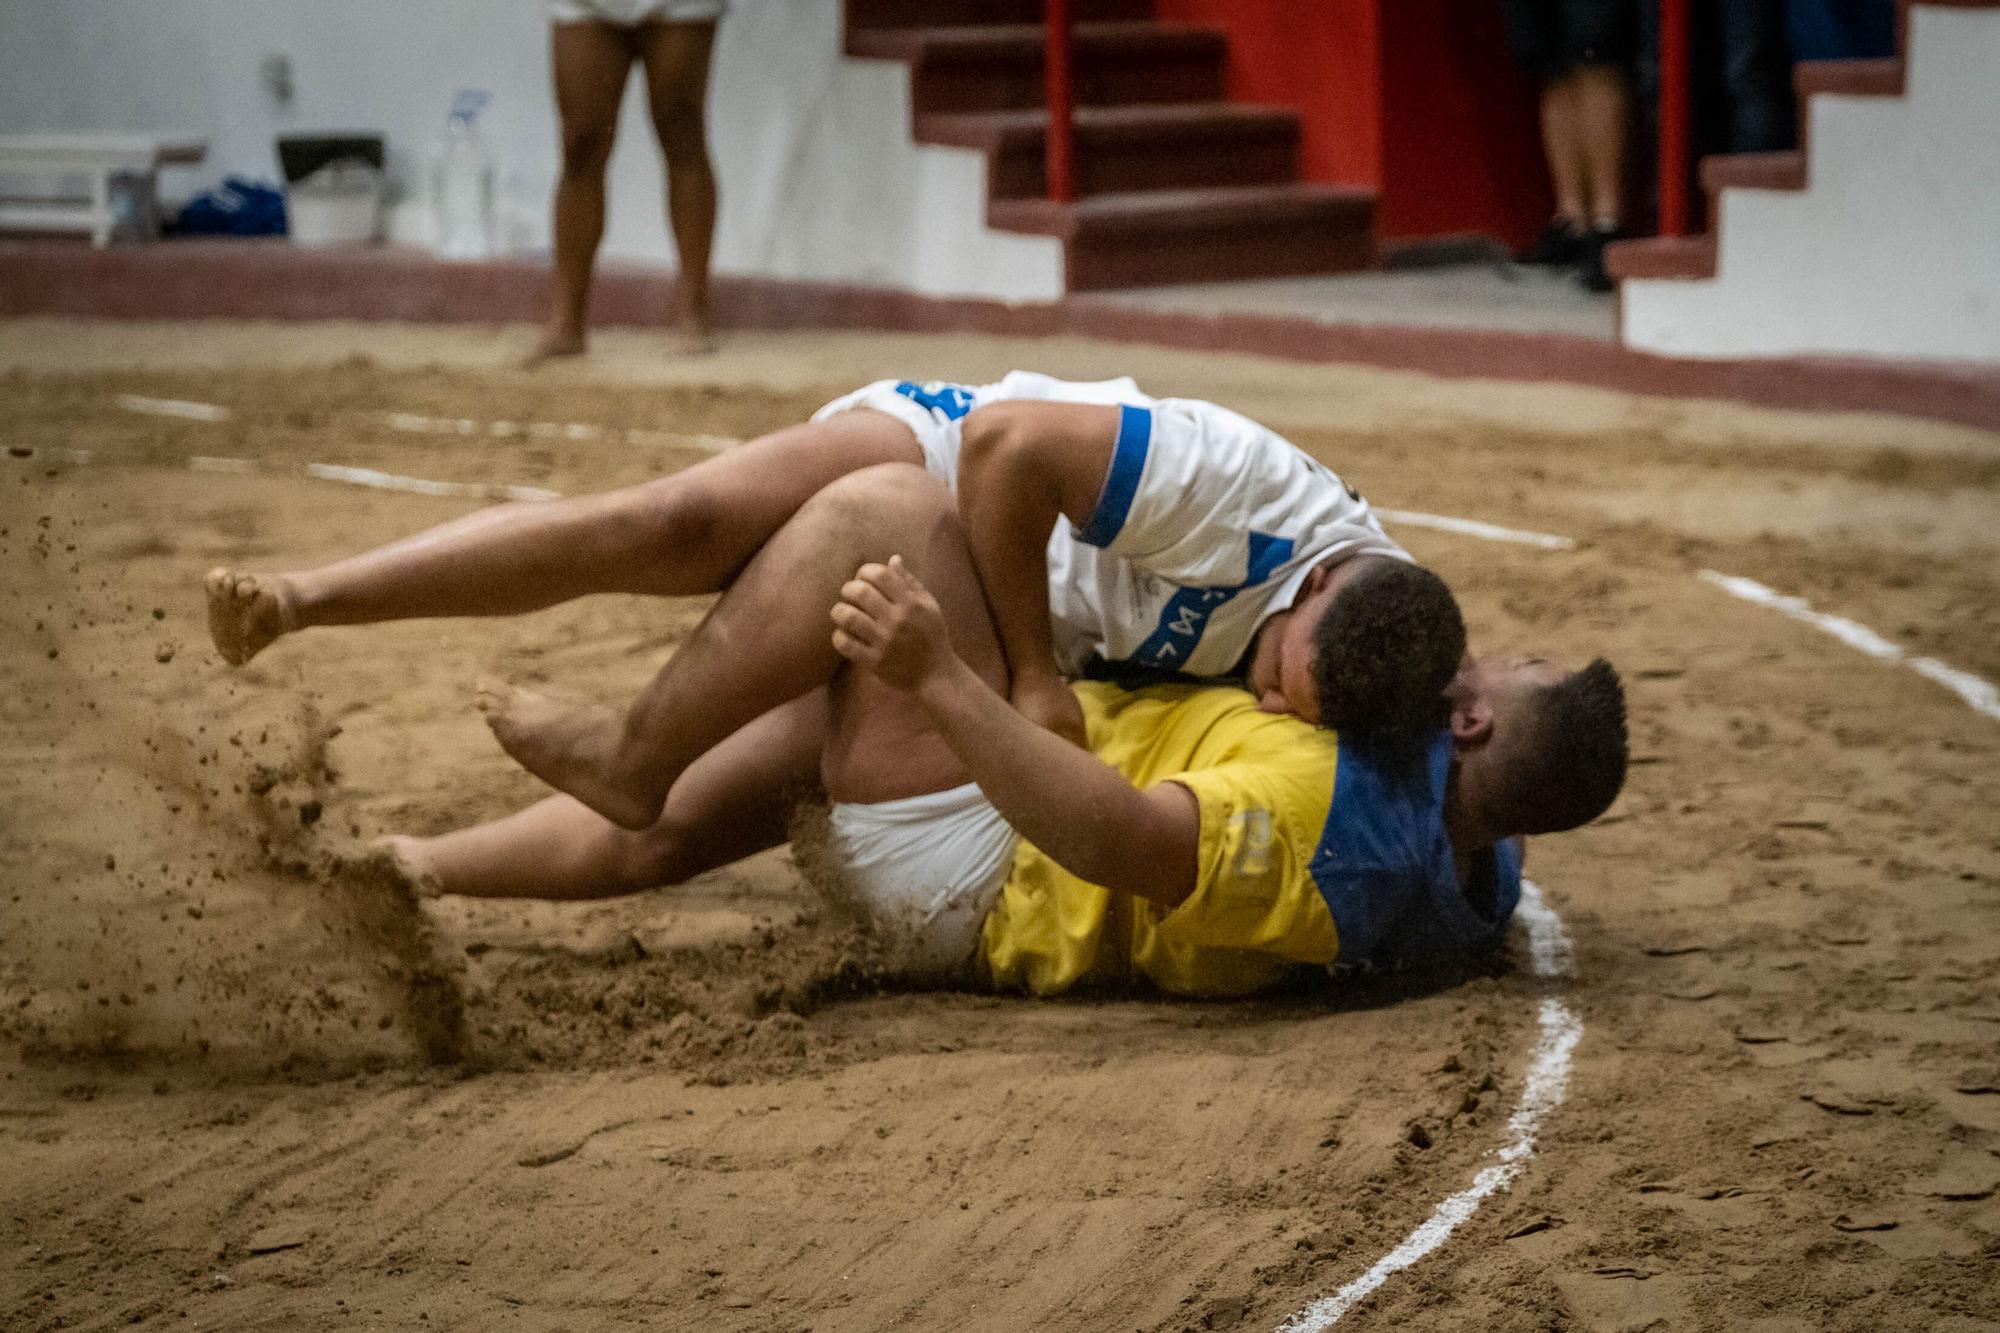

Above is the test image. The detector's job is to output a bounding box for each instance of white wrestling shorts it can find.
[548,0,724,24]
[824,782,1017,982]
[811,379,969,486]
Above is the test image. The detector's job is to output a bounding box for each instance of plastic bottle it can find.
[433,90,494,260]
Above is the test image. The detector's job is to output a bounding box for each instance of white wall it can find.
[1622,4,2000,364]
[0,0,1063,301]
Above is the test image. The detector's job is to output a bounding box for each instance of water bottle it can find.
[433,90,494,260]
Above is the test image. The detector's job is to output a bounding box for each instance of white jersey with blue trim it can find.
[822,371,1410,679]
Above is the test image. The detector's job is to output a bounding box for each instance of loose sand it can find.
[3,319,1997,1331]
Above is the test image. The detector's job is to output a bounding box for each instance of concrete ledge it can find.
[4,240,1998,431]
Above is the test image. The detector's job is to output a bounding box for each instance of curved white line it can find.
[116,393,231,422]
[1377,509,1577,551]
[1277,879,1580,1332]
[1700,571,2000,722]
[304,462,559,503]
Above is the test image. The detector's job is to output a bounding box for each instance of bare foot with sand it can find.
[475,677,662,830]
[376,834,446,900]
[205,568,299,666]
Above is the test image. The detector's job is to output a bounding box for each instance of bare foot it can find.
[475,677,661,830]
[520,327,586,369]
[665,320,716,357]
[205,568,299,666]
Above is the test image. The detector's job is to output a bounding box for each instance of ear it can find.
[1257,687,1293,716]
[1450,693,1494,747]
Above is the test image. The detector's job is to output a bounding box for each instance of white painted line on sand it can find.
[13,441,564,504]
[1277,880,1581,1331]
[1700,571,2000,722]
[624,427,741,453]
[189,455,259,475]
[379,410,737,453]
[116,394,232,422]
[304,463,560,504]
[1377,509,1577,551]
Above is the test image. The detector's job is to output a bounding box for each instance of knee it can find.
[618,477,724,557]
[561,122,618,176]
[651,101,709,166]
[616,820,697,889]
[814,462,946,523]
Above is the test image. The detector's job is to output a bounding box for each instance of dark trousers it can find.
[1639,0,1798,155]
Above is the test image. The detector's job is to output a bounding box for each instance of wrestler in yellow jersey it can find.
[981,681,1523,999]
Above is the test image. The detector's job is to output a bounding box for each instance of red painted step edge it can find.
[1603,235,1717,282]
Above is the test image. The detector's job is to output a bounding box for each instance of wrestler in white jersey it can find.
[204,369,1467,839]
[813,372,1410,681]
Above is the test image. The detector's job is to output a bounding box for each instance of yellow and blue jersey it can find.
[979,682,1521,998]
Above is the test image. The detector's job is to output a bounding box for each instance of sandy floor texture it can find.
[3,319,1998,1332]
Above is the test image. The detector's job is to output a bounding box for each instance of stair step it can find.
[848,0,1152,29]
[1701,150,1806,194]
[1604,235,1718,283]
[918,103,1302,197]
[849,22,1227,112]
[987,184,1376,291]
[1794,57,1905,99]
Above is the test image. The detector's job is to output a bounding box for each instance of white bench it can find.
[0,134,208,246]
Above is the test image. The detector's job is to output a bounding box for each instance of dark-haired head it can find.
[1245,554,1466,747]
[1448,655,1628,841]
[1310,558,1465,755]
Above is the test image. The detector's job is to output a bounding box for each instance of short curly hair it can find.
[1311,557,1466,755]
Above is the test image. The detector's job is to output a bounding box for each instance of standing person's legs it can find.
[634,20,719,354]
[205,410,922,666]
[1540,75,1591,226]
[478,463,1005,827]
[1717,0,1796,153]
[528,20,638,366]
[385,689,829,899]
[1573,62,1629,229]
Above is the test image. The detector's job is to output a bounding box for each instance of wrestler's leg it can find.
[387,689,827,899]
[480,462,1001,826]
[205,409,920,665]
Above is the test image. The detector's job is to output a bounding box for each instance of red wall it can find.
[1155,0,1382,187]
[1155,0,1550,247]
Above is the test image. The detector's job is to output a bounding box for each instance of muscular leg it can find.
[1538,73,1589,225]
[204,410,921,665]
[386,689,827,899]
[1573,63,1629,228]
[635,20,719,354]
[481,462,1006,826]
[528,20,636,366]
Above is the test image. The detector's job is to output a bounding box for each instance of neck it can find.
[1442,765,1492,881]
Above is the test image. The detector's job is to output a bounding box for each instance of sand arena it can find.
[3,319,1997,1331]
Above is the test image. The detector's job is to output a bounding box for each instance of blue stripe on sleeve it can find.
[1077,404,1152,549]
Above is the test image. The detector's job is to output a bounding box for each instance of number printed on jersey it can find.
[894,380,976,422]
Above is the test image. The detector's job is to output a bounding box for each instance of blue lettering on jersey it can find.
[894,380,975,421]
[1126,530,1295,668]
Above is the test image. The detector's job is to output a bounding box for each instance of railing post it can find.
[1659,0,1692,236]
[1045,0,1075,202]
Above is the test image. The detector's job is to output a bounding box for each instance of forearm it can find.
[914,660,1194,905]
[958,427,1064,680]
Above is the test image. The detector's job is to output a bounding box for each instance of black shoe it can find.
[1578,224,1623,293]
[1516,217,1587,266]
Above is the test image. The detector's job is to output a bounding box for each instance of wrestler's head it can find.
[1246,555,1466,754]
[1448,654,1628,840]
